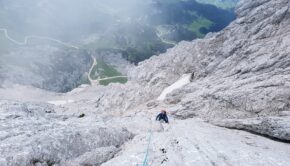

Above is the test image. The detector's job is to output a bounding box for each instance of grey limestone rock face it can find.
[133,0,290,115]
[212,117,290,142]
[61,146,119,166]
[127,0,290,140]
[0,100,133,166]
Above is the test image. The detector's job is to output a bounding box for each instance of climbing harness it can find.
[142,130,153,166]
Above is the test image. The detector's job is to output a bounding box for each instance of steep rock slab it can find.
[212,117,290,141]
[103,119,290,166]
[0,100,133,166]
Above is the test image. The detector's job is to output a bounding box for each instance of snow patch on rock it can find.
[157,74,191,101]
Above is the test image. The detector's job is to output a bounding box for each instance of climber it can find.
[156,110,169,123]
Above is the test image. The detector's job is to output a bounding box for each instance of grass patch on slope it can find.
[187,16,214,37]
[90,58,128,85]
[96,58,121,78]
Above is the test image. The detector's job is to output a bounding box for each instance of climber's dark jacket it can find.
[156,112,169,123]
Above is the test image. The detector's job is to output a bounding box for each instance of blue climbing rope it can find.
[142,130,153,166]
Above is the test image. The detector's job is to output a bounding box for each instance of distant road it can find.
[88,56,98,85]
[0,28,79,49]
[155,29,177,46]
[87,56,128,85]
[98,76,128,81]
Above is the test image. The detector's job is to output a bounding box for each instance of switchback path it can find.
[0,28,79,49]
[155,29,177,46]
[88,56,98,85]
[87,56,128,85]
[89,72,128,85]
